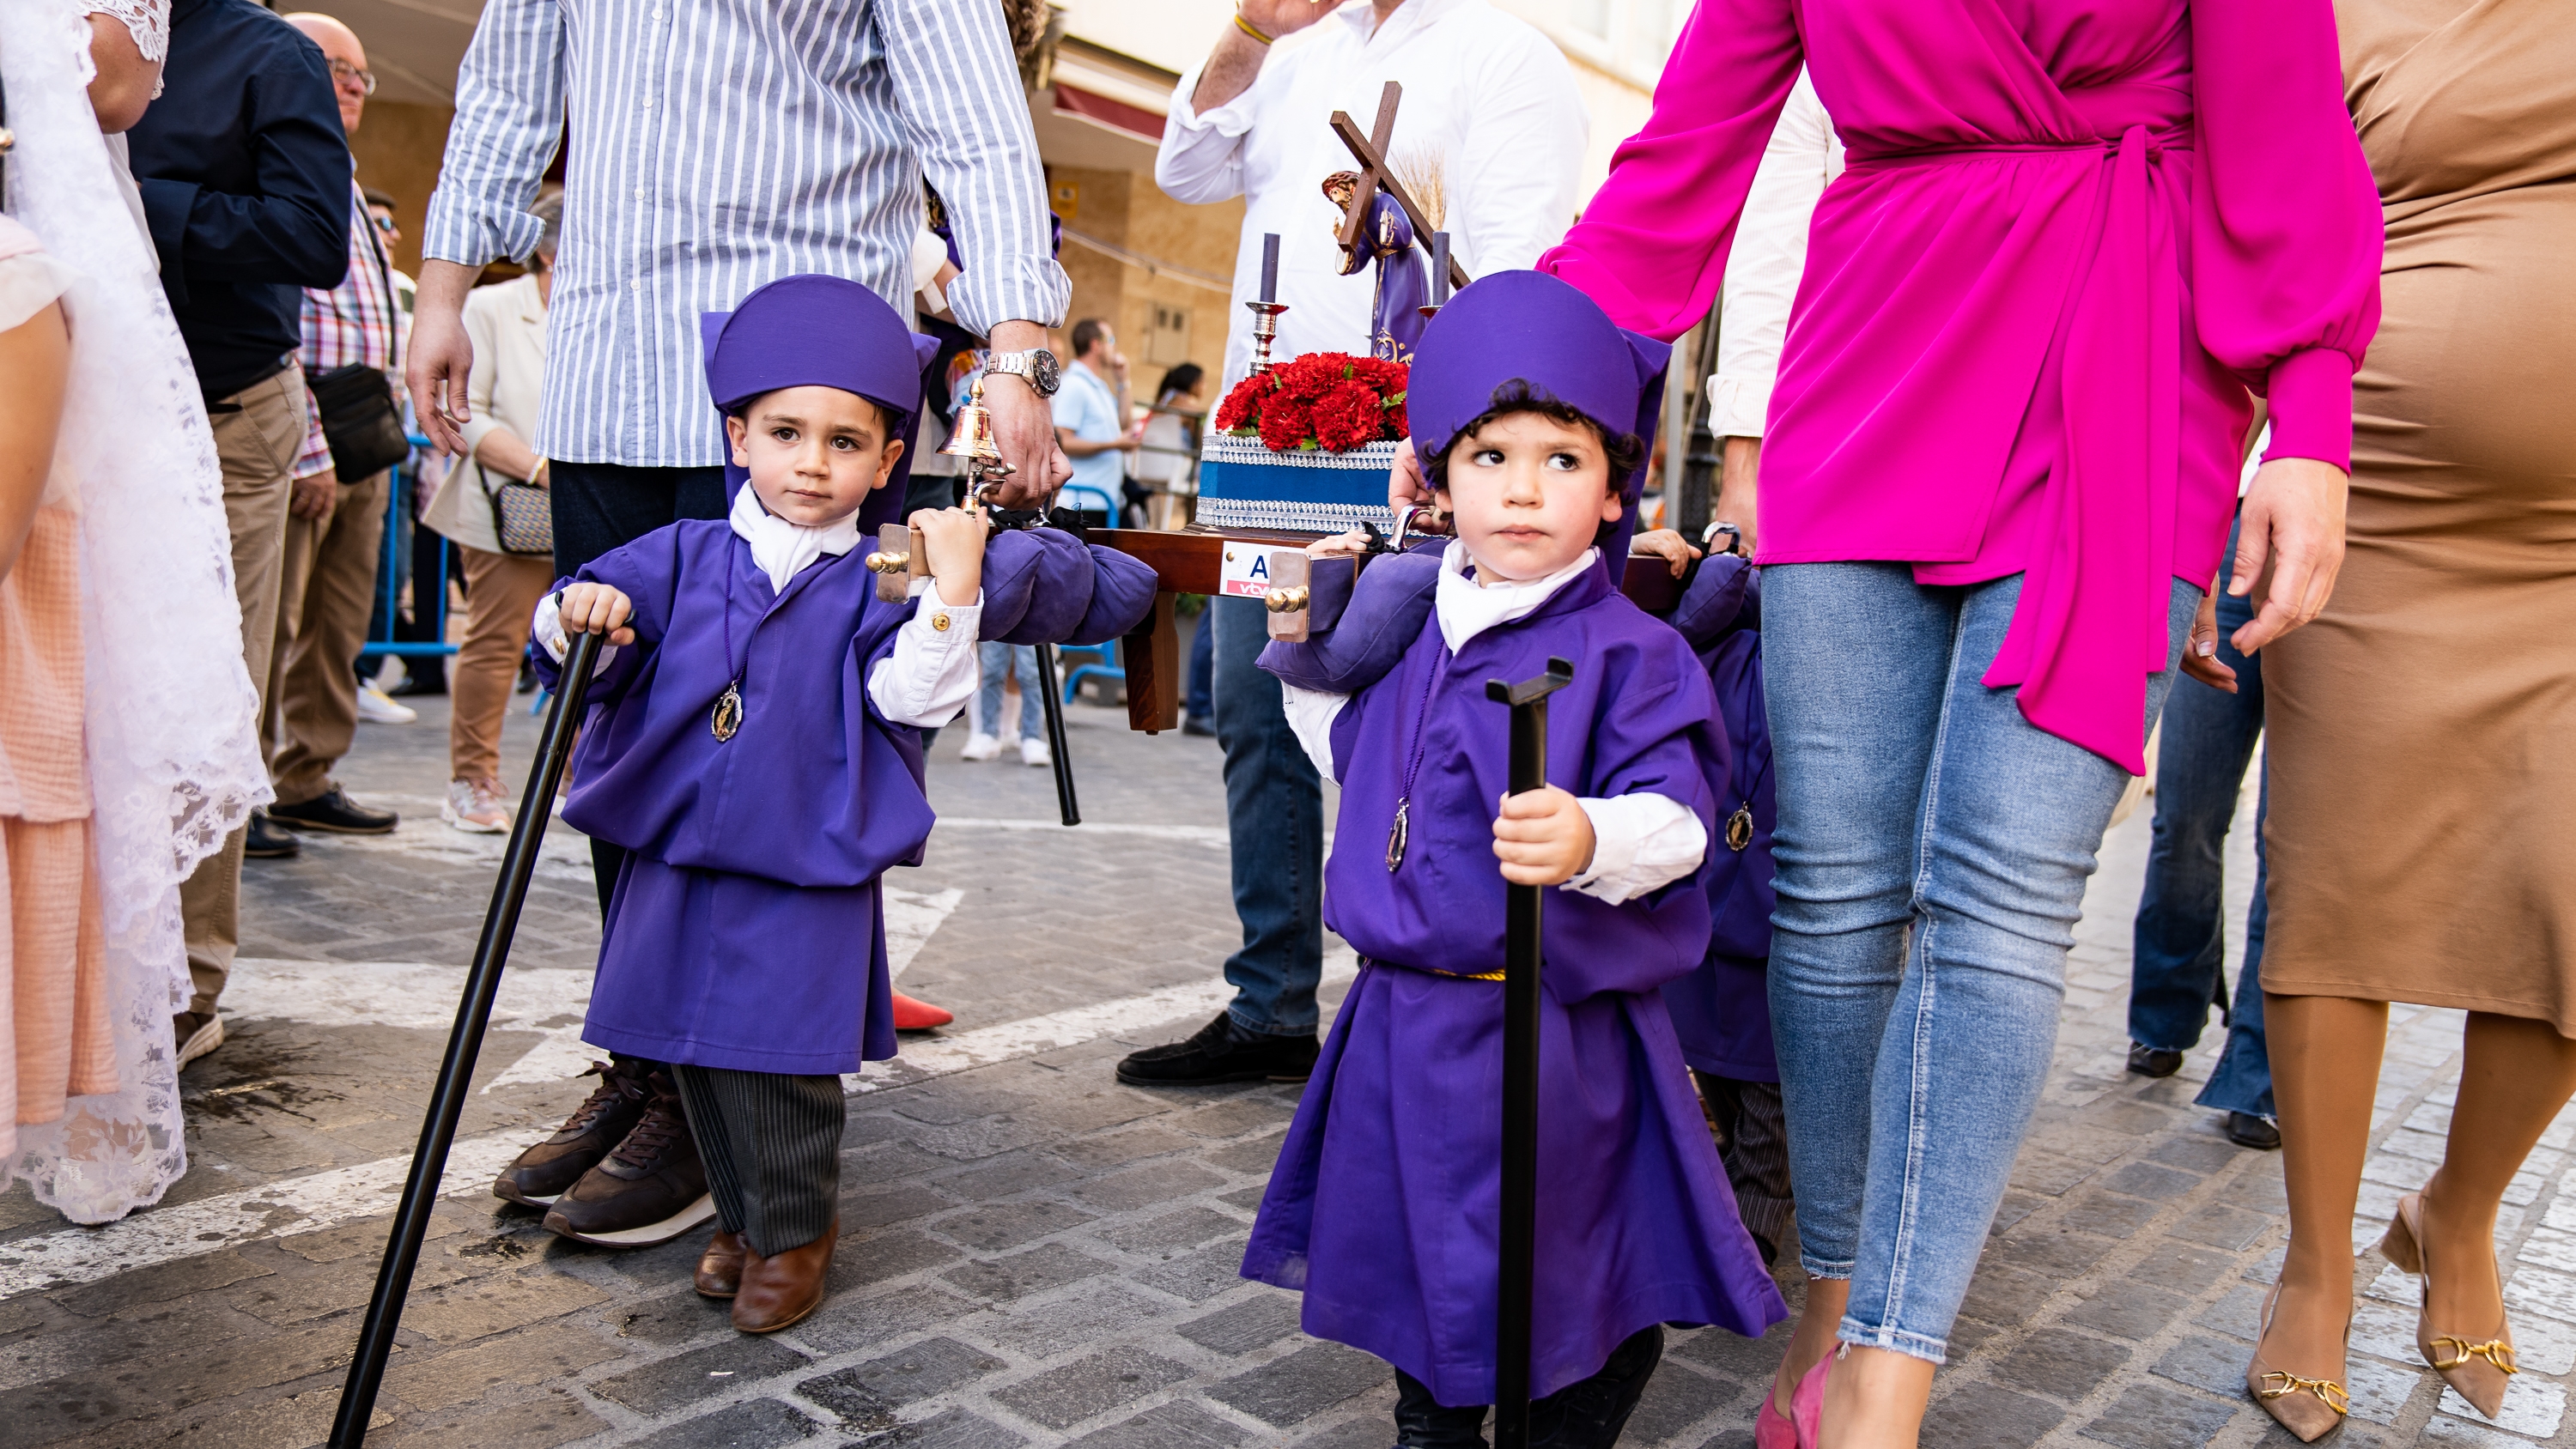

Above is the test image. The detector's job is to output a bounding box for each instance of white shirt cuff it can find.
[1280,683,1350,783]
[869,584,983,727]
[1565,793,1708,905]
[1709,373,1774,440]
[531,592,619,676]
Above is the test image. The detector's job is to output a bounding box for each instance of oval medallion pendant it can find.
[1725,803,1753,852]
[710,681,744,742]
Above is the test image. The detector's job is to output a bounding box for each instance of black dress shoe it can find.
[243,811,301,858]
[1180,715,1217,737]
[1116,1010,1319,1086]
[2227,1112,2282,1150]
[495,1058,655,1207]
[542,1071,716,1246]
[269,784,398,834]
[2127,1042,2184,1078]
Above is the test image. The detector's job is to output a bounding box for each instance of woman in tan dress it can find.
[2251,0,2576,1436]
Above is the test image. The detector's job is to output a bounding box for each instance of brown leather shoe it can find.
[496,1058,653,1207]
[732,1221,837,1334]
[696,1229,747,1300]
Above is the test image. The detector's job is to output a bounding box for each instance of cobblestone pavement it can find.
[3,683,2572,1449]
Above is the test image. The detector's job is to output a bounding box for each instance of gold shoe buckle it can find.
[2430,1337,2518,1375]
[2258,1371,2352,1416]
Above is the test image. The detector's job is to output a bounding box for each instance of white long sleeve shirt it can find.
[1282,543,1709,906]
[1157,0,1588,389]
[1709,70,1844,439]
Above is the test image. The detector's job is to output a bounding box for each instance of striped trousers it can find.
[669,1065,844,1257]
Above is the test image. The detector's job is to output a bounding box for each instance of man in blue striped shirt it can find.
[410,0,1075,1246]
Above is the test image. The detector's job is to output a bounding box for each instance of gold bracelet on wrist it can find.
[1233,9,1274,44]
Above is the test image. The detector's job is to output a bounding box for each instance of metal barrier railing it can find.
[366,434,460,660]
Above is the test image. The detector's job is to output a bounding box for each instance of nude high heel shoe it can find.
[2248,1282,2350,1442]
[2382,1191,2518,1419]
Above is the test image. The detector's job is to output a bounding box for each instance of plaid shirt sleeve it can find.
[293,185,404,481]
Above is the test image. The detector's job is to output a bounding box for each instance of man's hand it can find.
[1493,785,1596,888]
[1713,436,1761,556]
[290,469,337,520]
[2178,587,2238,693]
[979,321,1066,507]
[1629,528,1702,579]
[2229,456,2348,655]
[913,506,989,607]
[557,582,635,646]
[407,259,481,455]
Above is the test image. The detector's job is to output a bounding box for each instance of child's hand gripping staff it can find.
[1485,656,1577,1449]
[331,620,605,1447]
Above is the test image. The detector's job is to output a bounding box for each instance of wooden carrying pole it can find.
[328,628,605,1448]
[1485,656,1574,1446]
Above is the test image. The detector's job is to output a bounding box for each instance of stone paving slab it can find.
[4,686,2575,1448]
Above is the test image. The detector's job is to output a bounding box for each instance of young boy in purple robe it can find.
[533,274,1153,1333]
[1245,271,1787,1447]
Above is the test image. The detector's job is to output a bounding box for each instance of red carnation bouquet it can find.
[1213,353,1408,454]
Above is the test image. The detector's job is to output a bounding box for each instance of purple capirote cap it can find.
[1408,270,1672,568]
[700,274,942,532]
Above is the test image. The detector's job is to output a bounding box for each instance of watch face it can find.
[1029,349,1060,395]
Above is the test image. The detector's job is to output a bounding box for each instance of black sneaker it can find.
[2227,1112,2282,1150]
[2127,1042,2184,1079]
[542,1072,717,1247]
[1180,715,1217,737]
[1115,1011,1319,1086]
[243,810,301,858]
[269,784,398,834]
[495,1058,655,1207]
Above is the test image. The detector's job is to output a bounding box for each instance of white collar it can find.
[1336,0,1466,46]
[1433,538,1598,652]
[729,481,860,596]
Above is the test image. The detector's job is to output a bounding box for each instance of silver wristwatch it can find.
[983,348,1060,397]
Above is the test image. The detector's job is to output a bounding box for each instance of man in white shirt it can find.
[1118,0,1586,1088]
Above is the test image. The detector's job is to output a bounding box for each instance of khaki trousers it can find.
[267,468,388,805]
[449,543,556,787]
[179,369,305,1018]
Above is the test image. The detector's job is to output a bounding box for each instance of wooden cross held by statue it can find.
[1332,82,1472,296]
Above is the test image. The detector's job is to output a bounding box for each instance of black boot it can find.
[1393,1371,1492,1449]
[1531,1326,1664,1447]
[1115,1010,1319,1086]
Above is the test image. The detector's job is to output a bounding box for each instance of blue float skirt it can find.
[1195,436,1399,536]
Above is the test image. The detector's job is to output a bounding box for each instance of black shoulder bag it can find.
[303,216,412,480]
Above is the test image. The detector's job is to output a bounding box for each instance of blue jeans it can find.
[1186,604,1216,724]
[1213,595,1324,1036]
[1764,565,2196,1362]
[976,642,1044,741]
[2130,516,2274,1118]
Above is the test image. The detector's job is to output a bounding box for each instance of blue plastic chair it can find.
[1054,483,1124,703]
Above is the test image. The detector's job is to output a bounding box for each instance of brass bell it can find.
[940,375,1003,466]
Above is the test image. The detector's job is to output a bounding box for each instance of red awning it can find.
[1054,83,1163,143]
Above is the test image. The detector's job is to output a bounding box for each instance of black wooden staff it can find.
[329,628,604,1448]
[1030,640,1079,826]
[1485,656,1574,1447]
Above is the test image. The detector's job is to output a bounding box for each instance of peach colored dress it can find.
[0,223,114,1157]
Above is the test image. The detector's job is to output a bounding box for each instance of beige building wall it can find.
[347,100,455,277]
[1046,167,1244,397]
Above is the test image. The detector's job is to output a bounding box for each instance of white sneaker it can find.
[441,778,509,834]
[1020,737,1052,768]
[959,732,1002,761]
[357,682,417,724]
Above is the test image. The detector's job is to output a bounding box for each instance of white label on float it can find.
[1218,543,1278,598]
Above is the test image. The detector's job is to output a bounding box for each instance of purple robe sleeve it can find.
[528,526,688,701]
[1258,549,1443,694]
[982,526,1096,646]
[1662,554,1757,653]
[1064,545,1157,646]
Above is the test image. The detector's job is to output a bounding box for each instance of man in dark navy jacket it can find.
[126,0,349,1067]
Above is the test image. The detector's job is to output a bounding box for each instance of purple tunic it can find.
[1243,558,1787,1405]
[539,519,1115,1075]
[1655,554,1779,1082]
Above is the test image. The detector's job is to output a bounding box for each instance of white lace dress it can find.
[1,0,270,1223]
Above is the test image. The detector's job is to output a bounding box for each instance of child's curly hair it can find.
[1423,379,1646,496]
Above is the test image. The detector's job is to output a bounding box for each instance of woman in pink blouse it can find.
[1536,0,2383,1442]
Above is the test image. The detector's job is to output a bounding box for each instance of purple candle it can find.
[1430,232,1451,306]
[1259,233,1280,305]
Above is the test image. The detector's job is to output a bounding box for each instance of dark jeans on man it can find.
[551,462,729,915]
[1185,603,1215,724]
[2130,512,2274,1119]
[1213,594,1323,1037]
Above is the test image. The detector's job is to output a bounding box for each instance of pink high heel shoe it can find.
[1789,1343,1844,1447]
[1755,1379,1799,1449]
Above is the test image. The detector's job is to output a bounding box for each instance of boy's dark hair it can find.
[1070,318,1109,359]
[1423,379,1647,495]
